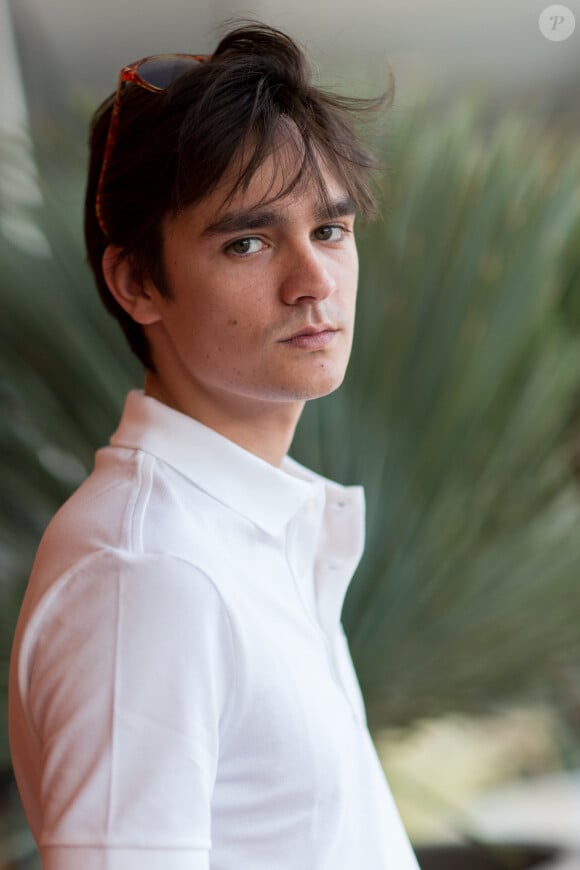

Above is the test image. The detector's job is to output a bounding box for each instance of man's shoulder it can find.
[28,440,240,603]
[37,443,146,564]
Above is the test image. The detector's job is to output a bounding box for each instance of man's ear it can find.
[102,245,163,325]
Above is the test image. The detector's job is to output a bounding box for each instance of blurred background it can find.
[2,0,580,867]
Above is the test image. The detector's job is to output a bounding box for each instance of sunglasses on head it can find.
[95,53,210,240]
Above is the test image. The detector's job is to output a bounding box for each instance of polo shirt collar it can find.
[110,390,331,537]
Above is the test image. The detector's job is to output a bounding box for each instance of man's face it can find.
[144,145,359,419]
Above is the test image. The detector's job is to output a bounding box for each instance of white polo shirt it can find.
[9,390,419,870]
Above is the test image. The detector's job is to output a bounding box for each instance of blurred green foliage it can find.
[2,96,580,779]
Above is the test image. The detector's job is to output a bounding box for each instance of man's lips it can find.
[279,325,339,349]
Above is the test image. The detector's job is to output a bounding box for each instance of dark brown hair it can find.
[84,22,395,370]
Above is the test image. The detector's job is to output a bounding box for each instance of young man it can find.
[9,22,419,870]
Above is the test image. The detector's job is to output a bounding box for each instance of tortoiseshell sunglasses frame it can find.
[95,53,210,239]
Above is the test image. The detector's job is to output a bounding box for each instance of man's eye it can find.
[314,225,347,242]
[227,237,264,255]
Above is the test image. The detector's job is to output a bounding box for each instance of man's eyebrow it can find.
[316,195,358,222]
[201,195,358,237]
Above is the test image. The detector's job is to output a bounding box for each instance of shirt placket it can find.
[285,487,325,625]
[286,490,364,723]
[315,492,367,723]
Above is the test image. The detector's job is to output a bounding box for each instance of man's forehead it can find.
[169,136,356,235]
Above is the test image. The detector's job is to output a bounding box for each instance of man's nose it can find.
[279,244,336,305]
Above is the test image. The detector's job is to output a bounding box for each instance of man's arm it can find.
[16,551,235,870]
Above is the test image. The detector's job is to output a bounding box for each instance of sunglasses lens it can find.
[138,55,201,89]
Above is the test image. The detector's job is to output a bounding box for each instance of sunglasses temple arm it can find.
[95,80,124,238]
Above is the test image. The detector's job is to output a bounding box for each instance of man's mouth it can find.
[280,325,339,349]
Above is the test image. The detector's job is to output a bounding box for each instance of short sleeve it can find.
[26,551,235,870]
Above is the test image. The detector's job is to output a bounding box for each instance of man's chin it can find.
[289,370,348,402]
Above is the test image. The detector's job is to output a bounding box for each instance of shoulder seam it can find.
[130,452,155,554]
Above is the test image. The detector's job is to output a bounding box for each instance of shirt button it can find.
[305,496,317,513]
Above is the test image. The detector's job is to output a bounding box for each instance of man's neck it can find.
[143,372,305,467]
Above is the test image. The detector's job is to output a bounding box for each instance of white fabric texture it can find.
[9,390,419,869]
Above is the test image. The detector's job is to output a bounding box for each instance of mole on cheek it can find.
[227,319,239,326]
